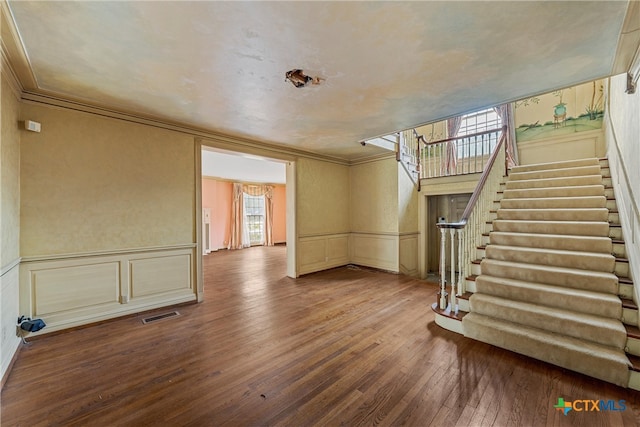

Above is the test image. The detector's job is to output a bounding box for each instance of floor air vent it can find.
[142,311,180,324]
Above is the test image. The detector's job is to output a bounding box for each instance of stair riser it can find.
[481,260,619,294]
[510,158,600,173]
[493,221,609,237]
[466,279,477,293]
[607,199,617,210]
[485,246,615,273]
[623,307,639,326]
[475,277,622,319]
[502,185,605,199]
[471,263,481,276]
[614,242,627,258]
[609,212,620,224]
[626,336,640,357]
[509,165,602,181]
[496,209,609,222]
[470,273,632,300]
[500,197,606,209]
[458,298,470,312]
[610,227,623,239]
[620,283,634,299]
[617,262,630,278]
[506,175,603,190]
[488,232,612,254]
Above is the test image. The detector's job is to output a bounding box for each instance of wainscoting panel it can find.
[350,233,399,272]
[130,253,191,299]
[298,234,350,275]
[20,246,197,335]
[33,262,119,316]
[518,129,604,165]
[399,233,419,276]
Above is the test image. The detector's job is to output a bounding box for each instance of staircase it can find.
[451,158,638,388]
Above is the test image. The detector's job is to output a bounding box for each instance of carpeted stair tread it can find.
[496,208,609,222]
[509,165,602,181]
[502,185,605,199]
[492,220,609,236]
[488,231,612,253]
[500,196,606,209]
[480,259,619,294]
[474,275,622,319]
[505,175,603,190]
[468,293,627,348]
[485,245,615,272]
[510,158,599,173]
[462,312,630,387]
[462,157,635,388]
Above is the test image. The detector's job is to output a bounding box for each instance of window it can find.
[457,108,502,159]
[458,108,501,136]
[244,194,265,245]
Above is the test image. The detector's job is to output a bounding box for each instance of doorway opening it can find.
[197,145,296,299]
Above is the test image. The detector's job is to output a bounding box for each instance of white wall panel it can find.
[130,254,191,298]
[20,246,196,335]
[32,262,119,315]
[350,233,398,272]
[298,234,349,275]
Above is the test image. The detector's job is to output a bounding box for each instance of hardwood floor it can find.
[2,246,640,426]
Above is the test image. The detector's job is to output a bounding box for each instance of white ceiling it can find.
[202,149,286,184]
[6,1,635,160]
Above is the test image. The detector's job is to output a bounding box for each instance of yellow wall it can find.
[296,157,349,236]
[1,72,22,382]
[19,103,196,256]
[350,158,398,233]
[397,165,418,234]
[1,77,21,266]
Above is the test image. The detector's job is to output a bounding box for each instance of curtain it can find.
[493,103,519,168]
[231,184,275,248]
[228,183,249,250]
[445,116,462,175]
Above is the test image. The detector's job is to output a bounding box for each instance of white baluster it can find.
[450,228,456,311]
[457,228,464,296]
[439,227,447,310]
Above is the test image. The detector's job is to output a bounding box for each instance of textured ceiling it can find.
[7,1,630,160]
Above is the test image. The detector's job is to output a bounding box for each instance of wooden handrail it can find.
[422,126,504,147]
[437,125,507,229]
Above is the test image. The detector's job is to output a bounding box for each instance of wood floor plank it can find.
[2,246,640,426]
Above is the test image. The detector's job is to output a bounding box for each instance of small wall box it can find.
[25,120,41,132]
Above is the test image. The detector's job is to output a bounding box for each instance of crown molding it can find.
[612,0,640,75]
[1,0,37,89]
[348,151,396,165]
[20,90,350,166]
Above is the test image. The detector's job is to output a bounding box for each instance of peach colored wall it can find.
[272,185,286,243]
[202,179,233,250]
[201,180,286,249]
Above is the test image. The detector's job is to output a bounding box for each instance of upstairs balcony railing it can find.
[435,126,508,312]
[420,127,505,179]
